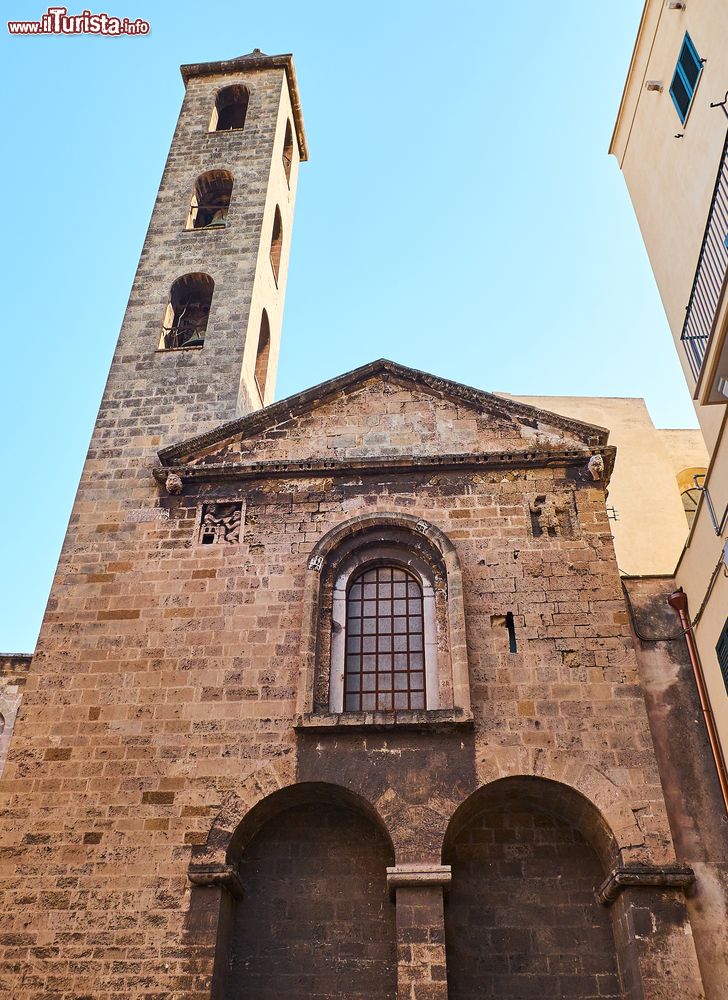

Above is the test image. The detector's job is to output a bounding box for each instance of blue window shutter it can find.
[717,618,728,696]
[670,32,703,124]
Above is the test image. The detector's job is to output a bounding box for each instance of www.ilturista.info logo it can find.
[8,6,150,34]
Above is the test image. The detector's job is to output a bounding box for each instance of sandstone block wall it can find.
[0,365,707,996]
[0,654,32,779]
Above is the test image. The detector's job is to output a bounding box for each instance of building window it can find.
[677,467,706,528]
[717,619,728,696]
[210,85,249,132]
[186,170,233,230]
[297,511,472,726]
[670,33,703,124]
[329,546,437,713]
[160,273,214,350]
[681,487,701,528]
[255,310,271,401]
[344,565,426,712]
[270,207,282,283]
[282,120,293,185]
[297,513,472,724]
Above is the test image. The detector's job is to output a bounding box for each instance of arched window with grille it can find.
[344,565,426,712]
[210,85,249,132]
[297,513,472,725]
[677,467,707,528]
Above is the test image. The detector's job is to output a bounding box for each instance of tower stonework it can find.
[1,51,725,1000]
[108,49,305,451]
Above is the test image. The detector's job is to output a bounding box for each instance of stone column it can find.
[598,864,706,999]
[186,863,244,1000]
[387,864,451,1000]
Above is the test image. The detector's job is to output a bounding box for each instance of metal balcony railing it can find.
[680,128,728,381]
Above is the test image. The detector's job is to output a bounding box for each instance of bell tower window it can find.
[210,85,249,132]
[160,273,214,350]
[282,120,293,185]
[255,310,271,401]
[270,207,283,283]
[186,170,233,230]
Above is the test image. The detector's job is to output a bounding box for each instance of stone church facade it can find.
[1,51,727,1000]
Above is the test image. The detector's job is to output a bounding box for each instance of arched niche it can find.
[442,777,623,1000]
[209,782,396,1000]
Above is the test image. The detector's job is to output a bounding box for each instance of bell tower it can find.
[103,49,307,451]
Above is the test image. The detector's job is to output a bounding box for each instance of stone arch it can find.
[203,779,397,1000]
[442,776,625,1000]
[159,271,215,350]
[189,756,297,867]
[188,759,397,869]
[226,780,396,863]
[209,84,249,132]
[471,748,645,865]
[185,168,233,231]
[444,775,620,873]
[297,512,470,718]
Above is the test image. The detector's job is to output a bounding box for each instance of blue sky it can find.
[0,1,696,651]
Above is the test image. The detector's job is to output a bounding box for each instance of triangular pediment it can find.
[158,360,609,473]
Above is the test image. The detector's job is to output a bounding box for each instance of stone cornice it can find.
[157,359,611,469]
[187,862,244,899]
[596,864,695,906]
[180,50,308,160]
[295,707,474,732]
[154,447,616,489]
[386,864,452,899]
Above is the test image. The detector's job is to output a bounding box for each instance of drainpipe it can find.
[668,588,728,816]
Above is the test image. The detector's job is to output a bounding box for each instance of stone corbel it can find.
[386,863,452,900]
[188,862,244,900]
[596,863,695,906]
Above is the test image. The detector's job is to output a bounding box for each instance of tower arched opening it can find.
[160,273,214,350]
[270,206,282,282]
[254,309,271,401]
[186,169,233,230]
[210,85,249,132]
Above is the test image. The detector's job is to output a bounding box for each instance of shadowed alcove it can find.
[442,777,624,1000]
[216,783,396,1000]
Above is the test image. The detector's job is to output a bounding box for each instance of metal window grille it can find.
[680,128,728,380]
[344,565,426,712]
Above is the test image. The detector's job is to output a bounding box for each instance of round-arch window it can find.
[345,565,425,712]
[681,487,701,528]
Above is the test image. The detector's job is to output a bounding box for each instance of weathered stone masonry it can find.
[0,47,722,1000]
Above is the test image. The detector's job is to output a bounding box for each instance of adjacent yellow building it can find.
[611,0,728,774]
[502,395,707,575]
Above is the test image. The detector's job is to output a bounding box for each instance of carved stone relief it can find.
[528,492,575,538]
[198,502,244,545]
